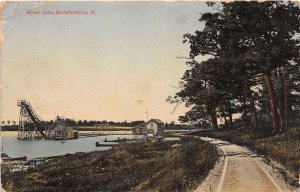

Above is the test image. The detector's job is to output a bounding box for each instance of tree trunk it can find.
[279,73,286,131]
[279,95,285,129]
[223,115,228,126]
[250,98,258,130]
[283,66,289,130]
[210,110,218,130]
[229,113,233,128]
[206,103,218,130]
[264,74,281,134]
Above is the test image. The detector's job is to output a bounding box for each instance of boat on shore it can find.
[2,156,27,162]
[104,137,132,142]
[95,142,117,147]
[1,153,9,158]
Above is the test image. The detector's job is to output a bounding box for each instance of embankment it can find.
[2,137,218,192]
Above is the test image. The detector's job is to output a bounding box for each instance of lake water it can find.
[1,134,144,160]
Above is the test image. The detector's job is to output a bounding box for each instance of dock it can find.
[79,131,133,138]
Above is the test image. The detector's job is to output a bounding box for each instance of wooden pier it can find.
[79,131,133,138]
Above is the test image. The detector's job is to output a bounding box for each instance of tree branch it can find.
[170,102,183,114]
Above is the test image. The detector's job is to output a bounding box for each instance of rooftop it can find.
[148,119,164,124]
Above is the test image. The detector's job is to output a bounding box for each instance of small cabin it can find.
[133,119,164,136]
[53,126,78,140]
[133,124,147,135]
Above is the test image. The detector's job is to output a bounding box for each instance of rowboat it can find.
[95,142,117,147]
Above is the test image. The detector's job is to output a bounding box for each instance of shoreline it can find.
[1,130,133,138]
[2,137,218,192]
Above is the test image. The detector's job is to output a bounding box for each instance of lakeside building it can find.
[132,119,164,136]
[52,126,78,140]
[47,117,78,140]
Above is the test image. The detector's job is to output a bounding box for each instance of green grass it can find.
[192,126,300,187]
[2,137,218,192]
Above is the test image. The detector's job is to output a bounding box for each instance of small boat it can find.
[2,156,27,162]
[104,137,129,142]
[1,153,8,157]
[95,142,117,147]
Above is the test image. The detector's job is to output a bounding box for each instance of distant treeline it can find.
[1,120,145,131]
[165,123,200,130]
[73,127,132,131]
[49,119,146,128]
[1,121,200,131]
[1,125,18,131]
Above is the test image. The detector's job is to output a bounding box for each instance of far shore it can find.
[1,130,133,138]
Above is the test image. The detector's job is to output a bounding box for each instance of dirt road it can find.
[195,137,293,192]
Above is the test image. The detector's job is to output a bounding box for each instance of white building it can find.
[133,119,164,136]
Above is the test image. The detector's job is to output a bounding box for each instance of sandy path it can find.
[195,137,292,192]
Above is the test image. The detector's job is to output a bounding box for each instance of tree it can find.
[169,1,300,134]
[65,118,76,127]
[83,120,88,126]
[168,59,223,129]
[220,2,300,133]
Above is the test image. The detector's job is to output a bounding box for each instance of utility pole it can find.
[144,109,148,122]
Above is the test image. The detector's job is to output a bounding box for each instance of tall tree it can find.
[169,2,300,134]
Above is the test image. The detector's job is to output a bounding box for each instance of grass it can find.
[2,137,218,192]
[191,126,300,187]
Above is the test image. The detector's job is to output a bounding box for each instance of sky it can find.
[1,1,212,123]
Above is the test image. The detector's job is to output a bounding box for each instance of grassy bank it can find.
[191,126,300,186]
[2,137,218,192]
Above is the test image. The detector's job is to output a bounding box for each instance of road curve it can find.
[195,137,292,192]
